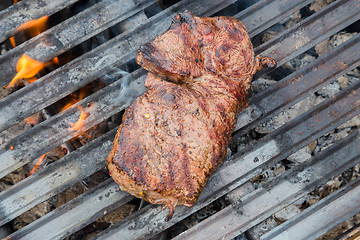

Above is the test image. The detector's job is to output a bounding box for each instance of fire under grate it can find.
[0,0,360,239]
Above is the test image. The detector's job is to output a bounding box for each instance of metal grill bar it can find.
[91,74,360,239]
[175,131,360,240]
[235,0,314,38]
[0,0,155,84]
[262,177,360,240]
[0,0,79,43]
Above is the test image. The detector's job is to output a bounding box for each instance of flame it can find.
[27,154,47,177]
[17,16,48,37]
[68,103,95,133]
[61,89,87,112]
[15,54,44,77]
[62,91,94,139]
[14,0,19,3]
[69,105,88,131]
[7,15,60,88]
[10,16,48,48]
[7,54,58,88]
[7,54,47,88]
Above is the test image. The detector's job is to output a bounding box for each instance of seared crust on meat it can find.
[107,11,275,220]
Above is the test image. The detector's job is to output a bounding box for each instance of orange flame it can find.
[69,105,88,131]
[7,54,48,88]
[14,0,19,4]
[61,89,87,112]
[10,16,48,48]
[17,16,48,37]
[69,103,95,132]
[67,103,95,139]
[27,154,47,177]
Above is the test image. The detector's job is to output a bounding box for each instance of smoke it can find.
[100,67,145,108]
[100,66,130,85]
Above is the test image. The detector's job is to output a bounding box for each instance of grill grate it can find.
[175,131,360,239]
[0,0,359,239]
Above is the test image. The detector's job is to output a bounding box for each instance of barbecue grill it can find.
[0,0,359,239]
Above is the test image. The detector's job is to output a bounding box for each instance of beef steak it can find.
[107,11,275,220]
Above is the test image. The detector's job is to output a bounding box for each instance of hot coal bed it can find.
[0,0,360,239]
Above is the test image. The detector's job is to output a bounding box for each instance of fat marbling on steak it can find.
[107,11,275,220]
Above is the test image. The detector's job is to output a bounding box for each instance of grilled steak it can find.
[107,11,275,220]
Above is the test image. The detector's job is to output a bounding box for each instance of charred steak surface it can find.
[107,11,275,220]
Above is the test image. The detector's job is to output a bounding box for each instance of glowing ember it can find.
[52,57,59,65]
[9,37,16,48]
[27,154,47,177]
[7,54,47,88]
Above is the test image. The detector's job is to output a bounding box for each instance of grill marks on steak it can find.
[107,11,276,220]
[110,73,238,201]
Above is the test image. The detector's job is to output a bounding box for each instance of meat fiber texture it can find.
[107,11,275,220]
